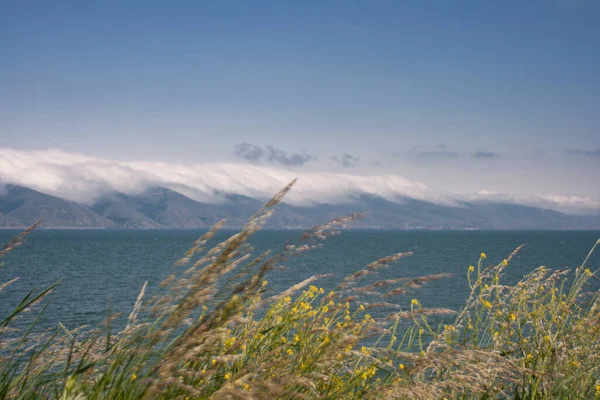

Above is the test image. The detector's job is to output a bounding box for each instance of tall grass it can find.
[1,182,599,399]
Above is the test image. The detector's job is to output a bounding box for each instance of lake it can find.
[1,229,599,331]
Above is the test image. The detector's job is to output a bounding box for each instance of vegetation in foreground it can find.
[1,181,599,399]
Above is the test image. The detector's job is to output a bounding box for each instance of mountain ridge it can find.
[0,184,598,230]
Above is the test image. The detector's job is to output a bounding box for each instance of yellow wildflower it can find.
[224,373,231,380]
[131,373,137,382]
[262,280,268,286]
[399,363,405,370]
[468,265,475,272]
[359,304,365,311]
[503,259,508,266]
[286,348,294,355]
[212,359,217,365]
[284,296,291,303]
[444,324,456,332]
[411,299,419,306]
[509,313,516,321]
[481,252,487,259]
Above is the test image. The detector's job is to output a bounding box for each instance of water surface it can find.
[1,229,598,331]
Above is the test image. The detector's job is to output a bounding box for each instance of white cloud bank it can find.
[0,148,443,206]
[0,148,598,214]
[471,190,599,215]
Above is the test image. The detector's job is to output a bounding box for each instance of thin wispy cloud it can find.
[407,145,459,160]
[265,145,316,166]
[565,148,600,158]
[332,153,360,168]
[233,142,264,162]
[415,150,459,159]
[473,150,499,159]
[232,143,317,166]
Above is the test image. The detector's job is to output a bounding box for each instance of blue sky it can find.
[1,0,599,201]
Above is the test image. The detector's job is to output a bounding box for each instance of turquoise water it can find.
[1,229,599,331]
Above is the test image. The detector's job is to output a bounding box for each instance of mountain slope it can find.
[92,192,164,229]
[0,211,25,228]
[0,185,115,228]
[93,187,317,229]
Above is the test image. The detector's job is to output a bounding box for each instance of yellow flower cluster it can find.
[443,324,456,332]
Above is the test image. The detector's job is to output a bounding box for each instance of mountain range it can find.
[0,184,598,230]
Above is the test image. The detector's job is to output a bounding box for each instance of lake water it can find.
[1,229,599,331]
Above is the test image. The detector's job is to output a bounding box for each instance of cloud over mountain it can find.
[0,148,597,215]
[0,148,438,206]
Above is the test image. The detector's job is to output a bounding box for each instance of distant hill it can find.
[93,187,319,229]
[0,184,599,230]
[0,211,25,228]
[0,185,115,228]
